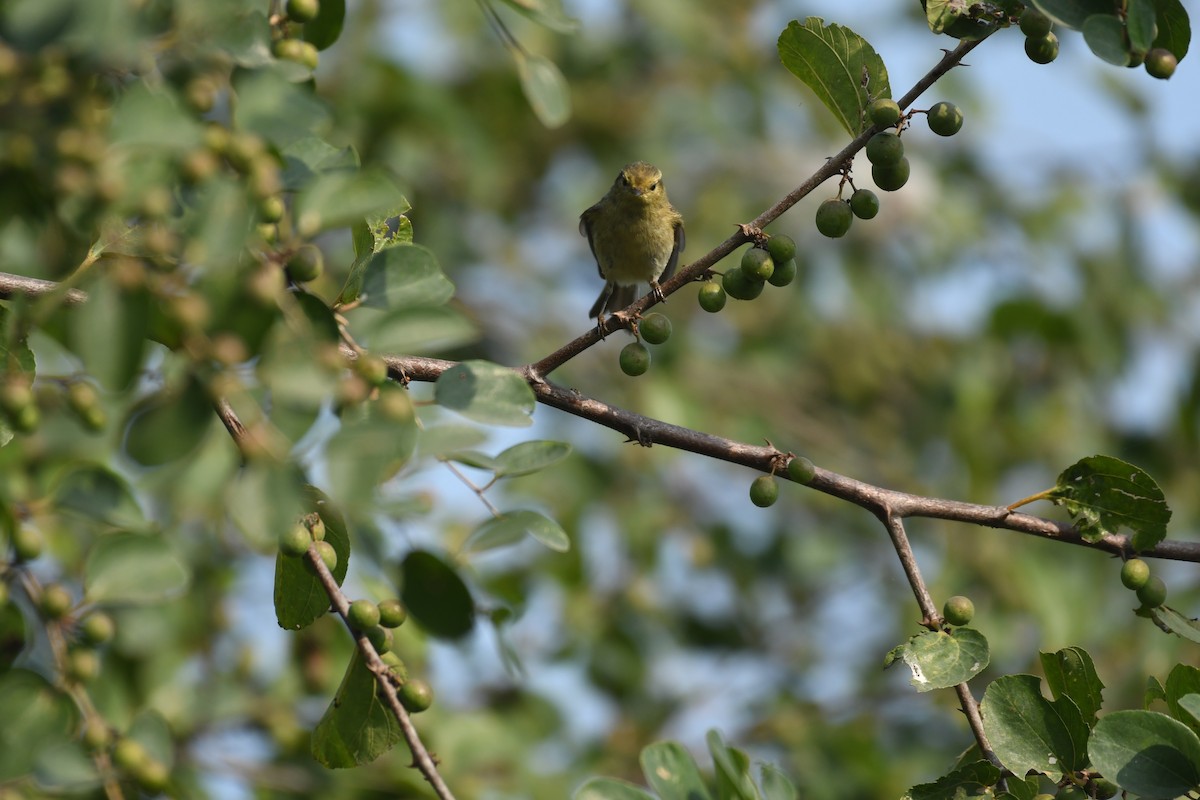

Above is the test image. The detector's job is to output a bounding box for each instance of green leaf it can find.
[324,397,417,510]
[418,425,491,459]
[274,488,350,630]
[980,674,1078,779]
[280,136,359,191]
[1150,0,1190,61]
[344,306,477,355]
[1039,646,1105,726]
[0,670,78,781]
[0,601,27,672]
[301,0,345,51]
[227,462,308,551]
[922,0,1021,39]
[233,66,331,148]
[883,627,989,691]
[758,764,797,800]
[1179,694,1200,730]
[294,169,406,237]
[69,276,149,392]
[777,18,890,137]
[1048,455,1171,549]
[311,648,402,768]
[639,741,712,800]
[54,464,145,530]
[1154,605,1200,644]
[1127,0,1159,52]
[351,245,454,311]
[496,0,580,34]
[401,550,475,639]
[465,510,569,554]
[1031,0,1119,30]
[108,82,203,152]
[513,50,571,129]
[1088,710,1200,798]
[0,306,35,375]
[123,374,213,466]
[445,450,500,471]
[340,207,415,305]
[902,759,1001,800]
[33,739,100,792]
[707,729,760,800]
[1165,664,1200,735]
[493,440,572,478]
[434,360,535,427]
[84,532,190,604]
[574,778,657,800]
[1083,15,1133,65]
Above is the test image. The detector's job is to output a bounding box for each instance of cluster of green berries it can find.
[1119,557,1166,609]
[1019,8,1060,64]
[746,456,815,509]
[0,376,107,436]
[272,0,322,71]
[814,97,962,239]
[618,312,673,376]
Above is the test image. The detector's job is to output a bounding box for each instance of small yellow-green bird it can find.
[580,161,685,324]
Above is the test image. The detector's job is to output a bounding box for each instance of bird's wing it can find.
[661,219,685,282]
[579,206,603,278]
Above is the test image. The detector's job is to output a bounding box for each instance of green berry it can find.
[867,97,902,128]
[865,131,905,167]
[259,195,285,223]
[82,718,111,751]
[306,540,337,575]
[1120,558,1151,591]
[639,313,672,345]
[1025,32,1059,64]
[280,523,311,557]
[722,268,763,301]
[815,199,853,238]
[766,234,796,264]
[67,649,100,683]
[0,378,34,417]
[1145,48,1177,79]
[740,247,774,282]
[1136,576,1167,608]
[378,599,408,628]
[943,595,975,626]
[698,280,727,312]
[348,599,381,630]
[287,0,320,23]
[1019,8,1052,38]
[286,247,323,283]
[872,156,911,192]
[112,738,149,772]
[787,456,815,483]
[849,189,880,220]
[354,353,389,386]
[80,612,115,645]
[767,258,797,287]
[927,101,963,136]
[619,342,650,377]
[12,525,44,561]
[749,476,778,508]
[365,624,393,654]
[400,678,434,712]
[40,583,73,620]
[132,759,170,793]
[309,516,326,542]
[1090,778,1119,799]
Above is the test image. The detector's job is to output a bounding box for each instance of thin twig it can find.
[0,273,89,305]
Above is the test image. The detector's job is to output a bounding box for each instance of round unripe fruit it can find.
[872,157,911,192]
[307,540,337,575]
[722,268,764,301]
[740,247,774,282]
[766,234,796,264]
[280,523,311,557]
[400,678,434,712]
[788,456,816,483]
[639,313,672,345]
[1089,778,1119,799]
[132,759,170,793]
[865,131,905,167]
[67,649,100,683]
[815,199,853,238]
[286,247,323,283]
[1056,786,1087,800]
[378,599,408,628]
[768,258,797,287]
[12,525,44,561]
[698,280,727,312]
[309,516,326,542]
[868,98,902,128]
[80,612,115,645]
[259,195,285,223]
[67,381,100,416]
[943,595,975,626]
[1120,558,1151,591]
[287,0,320,23]
[1019,8,1053,38]
[927,101,963,136]
[1145,48,1177,79]
[1025,33,1059,64]
[376,386,414,423]
[354,353,389,386]
[347,599,381,630]
[82,718,111,751]
[1033,795,1056,800]
[749,476,778,508]
[850,189,880,220]
[1136,576,1167,608]
[365,624,393,654]
[112,738,149,772]
[41,584,73,619]
[619,342,651,377]
[0,379,34,417]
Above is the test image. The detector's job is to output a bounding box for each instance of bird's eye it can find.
[649,181,659,191]
[618,173,629,186]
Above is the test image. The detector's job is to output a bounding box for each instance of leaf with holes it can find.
[1048,455,1171,549]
